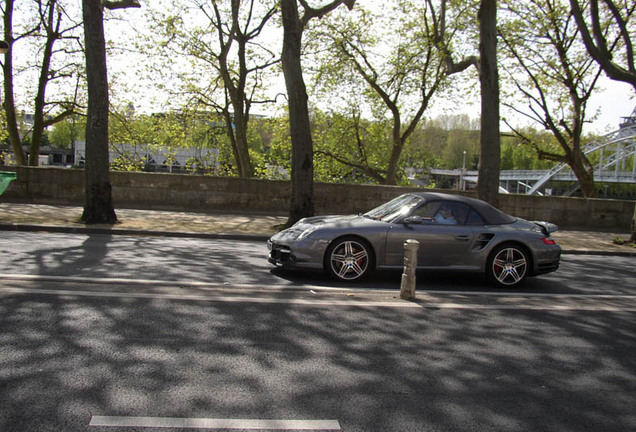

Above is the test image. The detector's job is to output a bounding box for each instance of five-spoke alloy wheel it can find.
[325,236,373,281]
[487,244,530,288]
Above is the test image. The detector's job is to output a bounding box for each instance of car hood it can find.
[270,214,385,242]
[298,214,360,226]
[297,214,391,229]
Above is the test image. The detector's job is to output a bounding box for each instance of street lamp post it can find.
[460,150,467,191]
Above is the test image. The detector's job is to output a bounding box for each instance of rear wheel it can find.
[487,244,530,288]
[325,236,373,281]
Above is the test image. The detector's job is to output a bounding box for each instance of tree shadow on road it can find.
[1,234,634,431]
[1,278,634,431]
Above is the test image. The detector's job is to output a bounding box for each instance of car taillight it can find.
[542,237,556,245]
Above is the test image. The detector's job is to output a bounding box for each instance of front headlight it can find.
[298,224,319,239]
[274,223,319,241]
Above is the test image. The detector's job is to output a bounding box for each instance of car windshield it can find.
[364,194,423,223]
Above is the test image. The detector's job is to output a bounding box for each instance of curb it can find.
[0,223,272,242]
[560,249,636,257]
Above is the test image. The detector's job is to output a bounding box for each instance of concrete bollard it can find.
[399,239,419,300]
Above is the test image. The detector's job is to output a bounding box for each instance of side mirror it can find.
[404,215,424,225]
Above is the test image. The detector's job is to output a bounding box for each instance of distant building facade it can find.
[74,141,219,173]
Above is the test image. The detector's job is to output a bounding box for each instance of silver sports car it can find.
[267,192,561,287]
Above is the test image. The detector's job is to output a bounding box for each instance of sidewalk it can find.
[0,202,634,256]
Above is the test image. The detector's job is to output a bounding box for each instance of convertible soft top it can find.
[408,192,518,225]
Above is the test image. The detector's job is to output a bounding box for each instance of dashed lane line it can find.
[89,416,341,430]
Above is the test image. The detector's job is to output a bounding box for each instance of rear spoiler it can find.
[532,221,559,235]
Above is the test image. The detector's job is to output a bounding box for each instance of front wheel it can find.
[487,244,530,288]
[325,236,373,281]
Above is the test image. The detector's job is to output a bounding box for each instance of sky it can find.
[587,78,636,133]
[428,75,636,134]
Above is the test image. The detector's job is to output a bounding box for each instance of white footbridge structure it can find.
[431,112,636,196]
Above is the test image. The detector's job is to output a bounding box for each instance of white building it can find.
[74,141,219,173]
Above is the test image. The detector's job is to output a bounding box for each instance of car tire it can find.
[487,244,530,288]
[325,236,374,281]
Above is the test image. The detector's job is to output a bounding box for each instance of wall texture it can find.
[1,166,634,230]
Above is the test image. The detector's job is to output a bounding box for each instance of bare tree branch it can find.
[428,0,479,75]
[103,0,140,10]
[569,0,636,90]
[299,0,355,26]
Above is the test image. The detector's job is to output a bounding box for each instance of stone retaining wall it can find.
[1,166,634,230]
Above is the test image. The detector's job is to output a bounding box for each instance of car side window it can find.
[434,203,459,225]
[465,208,486,226]
[412,201,473,226]
[412,202,441,219]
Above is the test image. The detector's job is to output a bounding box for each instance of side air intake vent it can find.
[473,233,496,251]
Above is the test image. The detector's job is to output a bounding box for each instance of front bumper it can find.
[267,237,328,270]
[267,240,291,265]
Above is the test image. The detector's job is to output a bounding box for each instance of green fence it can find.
[0,171,17,196]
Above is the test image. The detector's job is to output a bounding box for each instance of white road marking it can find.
[89,416,341,430]
[0,286,420,308]
[0,273,352,293]
[420,302,636,312]
[1,274,635,311]
[2,273,635,298]
[420,289,636,298]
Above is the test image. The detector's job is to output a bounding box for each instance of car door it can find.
[383,200,476,267]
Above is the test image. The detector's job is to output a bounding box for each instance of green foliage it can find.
[305,0,454,184]
[499,0,606,188]
[44,104,588,186]
[501,130,558,170]
[7,0,624,195]
[106,105,227,173]
[110,153,145,172]
[141,0,279,177]
[255,116,292,180]
[403,125,445,169]
[311,109,392,184]
[0,111,8,144]
[49,116,86,149]
[403,116,480,171]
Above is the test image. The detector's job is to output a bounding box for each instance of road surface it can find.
[0,232,634,431]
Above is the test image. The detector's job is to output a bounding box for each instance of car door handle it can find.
[455,235,471,241]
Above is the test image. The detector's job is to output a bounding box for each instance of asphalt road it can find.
[1,232,635,432]
[0,231,635,294]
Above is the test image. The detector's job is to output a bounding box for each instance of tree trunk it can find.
[476,0,500,207]
[81,0,117,224]
[29,0,58,167]
[569,146,597,198]
[231,108,254,178]
[281,0,314,226]
[384,118,403,186]
[29,61,51,166]
[2,0,26,166]
[219,39,254,178]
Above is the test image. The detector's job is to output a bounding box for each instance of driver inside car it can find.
[435,205,457,225]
